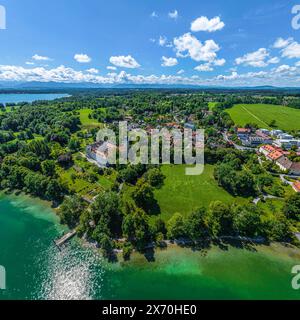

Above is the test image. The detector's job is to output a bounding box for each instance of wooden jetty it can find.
[54,230,77,249]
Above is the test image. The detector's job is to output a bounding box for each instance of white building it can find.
[273,139,300,150]
[86,141,116,167]
[278,133,294,140]
[270,130,283,137]
[257,129,270,135]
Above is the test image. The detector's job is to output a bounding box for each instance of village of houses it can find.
[85,112,300,195]
[235,127,300,193]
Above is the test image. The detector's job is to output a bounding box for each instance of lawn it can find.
[153,164,248,221]
[0,107,12,114]
[208,102,218,110]
[227,104,300,131]
[79,108,102,129]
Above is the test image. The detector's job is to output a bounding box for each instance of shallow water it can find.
[0,193,300,300]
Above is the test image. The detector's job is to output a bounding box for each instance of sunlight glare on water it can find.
[37,244,104,300]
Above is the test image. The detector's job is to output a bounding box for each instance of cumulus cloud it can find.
[74,54,91,63]
[151,36,172,48]
[25,62,35,65]
[107,66,117,71]
[281,41,300,59]
[168,10,178,19]
[109,55,141,68]
[273,37,293,49]
[273,64,296,73]
[213,58,226,66]
[32,54,51,61]
[174,32,220,63]
[86,68,99,74]
[161,56,178,67]
[159,36,167,47]
[217,71,239,81]
[194,64,214,72]
[1,63,299,87]
[191,16,225,32]
[268,57,280,64]
[177,69,185,74]
[235,48,271,67]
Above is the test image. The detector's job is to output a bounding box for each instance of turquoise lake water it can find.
[0,193,300,300]
[0,93,70,104]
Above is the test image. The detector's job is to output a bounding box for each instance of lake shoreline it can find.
[1,192,300,300]
[2,190,300,260]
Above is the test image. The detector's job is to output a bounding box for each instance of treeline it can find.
[58,189,299,260]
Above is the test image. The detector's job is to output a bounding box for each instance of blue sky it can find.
[0,0,300,86]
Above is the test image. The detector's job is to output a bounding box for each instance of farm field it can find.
[227,104,300,131]
[153,164,247,221]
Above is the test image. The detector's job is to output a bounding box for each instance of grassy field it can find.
[79,108,102,129]
[0,107,12,114]
[208,102,218,110]
[227,104,300,131]
[153,164,248,221]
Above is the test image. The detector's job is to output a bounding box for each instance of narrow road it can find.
[253,194,283,205]
[221,131,256,151]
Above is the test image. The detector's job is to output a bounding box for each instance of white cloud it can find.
[159,36,167,47]
[235,48,270,67]
[191,16,225,32]
[168,10,178,20]
[109,55,141,68]
[161,56,178,67]
[217,71,239,81]
[74,54,91,63]
[273,64,296,73]
[174,32,220,62]
[151,11,158,18]
[268,57,280,64]
[86,68,99,74]
[32,54,51,61]
[281,41,300,59]
[107,66,117,71]
[194,64,214,72]
[177,69,185,74]
[1,62,300,87]
[273,37,293,49]
[151,36,173,48]
[295,61,300,67]
[25,62,35,65]
[213,58,226,66]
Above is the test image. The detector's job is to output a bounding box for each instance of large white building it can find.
[86,141,116,167]
[273,139,300,150]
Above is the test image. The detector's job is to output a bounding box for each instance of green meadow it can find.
[208,102,218,110]
[227,104,300,131]
[79,108,103,129]
[153,164,247,221]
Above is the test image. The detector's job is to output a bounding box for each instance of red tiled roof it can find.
[267,150,284,161]
[262,145,276,153]
[293,181,300,192]
[237,128,251,133]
